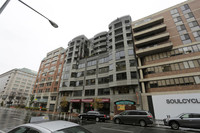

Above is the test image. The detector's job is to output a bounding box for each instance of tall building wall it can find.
[132,0,200,119]
[59,16,140,115]
[0,68,37,107]
[33,47,66,111]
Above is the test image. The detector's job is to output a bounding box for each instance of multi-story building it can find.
[59,16,141,115]
[32,47,66,112]
[132,0,200,119]
[0,68,37,107]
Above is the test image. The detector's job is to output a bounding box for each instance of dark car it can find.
[78,111,110,122]
[113,110,154,127]
[163,113,200,130]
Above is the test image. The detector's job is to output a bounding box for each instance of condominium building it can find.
[32,47,66,112]
[0,68,37,107]
[132,0,200,119]
[59,16,141,115]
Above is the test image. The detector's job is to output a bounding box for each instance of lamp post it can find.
[0,0,58,28]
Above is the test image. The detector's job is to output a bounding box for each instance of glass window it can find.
[8,127,29,133]
[183,62,189,68]
[194,76,200,84]
[188,61,195,68]
[131,72,137,79]
[128,49,134,55]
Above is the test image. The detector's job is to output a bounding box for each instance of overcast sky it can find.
[0,0,186,74]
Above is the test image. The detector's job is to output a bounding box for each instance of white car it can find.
[6,116,91,133]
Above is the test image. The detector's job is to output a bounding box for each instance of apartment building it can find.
[0,68,37,107]
[59,16,141,115]
[32,47,66,112]
[132,0,200,119]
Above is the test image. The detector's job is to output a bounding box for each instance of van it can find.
[113,110,154,127]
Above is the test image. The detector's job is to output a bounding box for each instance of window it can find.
[170,8,178,15]
[180,34,191,44]
[116,51,125,60]
[77,71,84,77]
[131,72,137,79]
[86,79,95,86]
[76,80,83,86]
[118,87,129,94]
[177,24,186,31]
[87,60,97,66]
[130,60,136,67]
[85,89,95,96]
[181,4,190,11]
[184,12,194,19]
[98,77,109,84]
[74,90,82,96]
[8,127,29,133]
[193,31,200,41]
[128,49,134,55]
[117,72,127,80]
[98,88,110,95]
[109,75,113,82]
[99,67,109,74]
[109,64,113,71]
[116,61,126,71]
[173,16,182,23]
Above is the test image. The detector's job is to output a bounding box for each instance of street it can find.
[0,107,200,133]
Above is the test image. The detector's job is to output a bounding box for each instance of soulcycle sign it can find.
[166,98,200,104]
[152,93,200,119]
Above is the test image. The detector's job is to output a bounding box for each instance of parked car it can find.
[78,111,110,122]
[113,110,154,127]
[7,116,91,133]
[163,113,200,130]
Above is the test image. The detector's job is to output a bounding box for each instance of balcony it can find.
[134,24,167,40]
[93,42,107,49]
[135,32,170,48]
[136,42,173,57]
[133,17,164,32]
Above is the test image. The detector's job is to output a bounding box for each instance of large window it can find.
[145,76,199,89]
[99,67,109,74]
[87,69,96,75]
[131,72,137,79]
[98,88,110,96]
[116,61,126,71]
[117,72,127,80]
[74,90,82,96]
[116,51,125,60]
[85,89,95,96]
[98,77,109,84]
[86,79,95,86]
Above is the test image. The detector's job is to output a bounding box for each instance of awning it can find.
[82,99,94,103]
[101,98,110,103]
[70,99,81,103]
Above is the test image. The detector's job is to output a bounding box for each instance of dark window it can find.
[8,127,29,133]
[131,72,137,79]
[117,72,127,80]
[85,89,95,96]
[130,60,136,66]
[116,61,126,71]
[74,91,82,96]
[98,88,110,95]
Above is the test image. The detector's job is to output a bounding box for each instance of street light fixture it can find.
[0,0,58,28]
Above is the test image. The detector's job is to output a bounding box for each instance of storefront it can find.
[70,99,81,113]
[150,93,200,119]
[82,99,94,113]
[114,100,136,114]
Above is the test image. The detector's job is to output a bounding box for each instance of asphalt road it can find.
[1,107,200,133]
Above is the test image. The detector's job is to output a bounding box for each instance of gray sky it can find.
[0,0,186,74]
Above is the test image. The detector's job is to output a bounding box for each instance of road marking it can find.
[13,118,23,121]
[101,127,134,133]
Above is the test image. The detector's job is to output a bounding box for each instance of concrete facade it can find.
[0,68,37,107]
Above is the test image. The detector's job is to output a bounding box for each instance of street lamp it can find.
[0,0,58,28]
